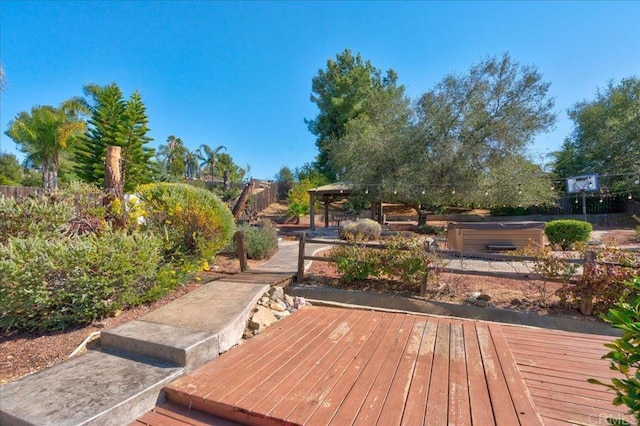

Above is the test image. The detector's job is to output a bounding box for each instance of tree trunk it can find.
[223,170,230,191]
[232,181,254,219]
[416,203,428,227]
[104,145,123,206]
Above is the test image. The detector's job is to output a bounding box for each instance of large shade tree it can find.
[6,101,87,191]
[306,48,404,181]
[331,53,557,224]
[552,77,640,197]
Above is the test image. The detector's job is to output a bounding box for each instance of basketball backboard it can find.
[566,174,599,194]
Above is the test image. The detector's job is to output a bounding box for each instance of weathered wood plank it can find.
[263,310,373,421]
[400,318,438,426]
[286,312,393,425]
[424,319,451,425]
[475,322,521,425]
[353,315,416,425]
[462,321,495,426]
[448,320,471,426]
[325,314,407,424]
[245,310,367,418]
[377,319,425,426]
[487,323,543,425]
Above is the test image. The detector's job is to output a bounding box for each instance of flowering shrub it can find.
[136,183,236,263]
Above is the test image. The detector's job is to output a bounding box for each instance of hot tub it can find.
[446,221,546,252]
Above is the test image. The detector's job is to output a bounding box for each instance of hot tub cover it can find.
[447,221,546,230]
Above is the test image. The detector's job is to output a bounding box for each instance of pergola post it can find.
[323,197,330,228]
[309,192,316,231]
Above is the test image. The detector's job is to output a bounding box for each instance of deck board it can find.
[156,307,629,425]
[501,324,634,425]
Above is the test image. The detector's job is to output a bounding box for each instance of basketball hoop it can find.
[566,174,599,194]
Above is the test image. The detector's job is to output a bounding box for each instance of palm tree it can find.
[5,102,87,191]
[157,135,187,178]
[184,150,200,180]
[198,144,226,182]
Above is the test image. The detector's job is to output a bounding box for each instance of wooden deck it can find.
[137,307,631,425]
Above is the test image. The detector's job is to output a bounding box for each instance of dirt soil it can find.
[0,255,264,385]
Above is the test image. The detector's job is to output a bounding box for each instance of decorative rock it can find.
[293,296,307,309]
[284,294,295,306]
[272,310,291,320]
[269,300,287,312]
[465,297,477,304]
[510,298,521,306]
[260,296,270,304]
[248,306,278,331]
[270,286,284,301]
[93,321,108,329]
[477,293,492,302]
[475,300,489,308]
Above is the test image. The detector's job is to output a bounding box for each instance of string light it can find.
[629,194,633,200]
[393,189,397,195]
[421,190,426,195]
[364,188,368,194]
[451,188,456,195]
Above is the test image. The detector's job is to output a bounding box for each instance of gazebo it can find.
[307,182,384,230]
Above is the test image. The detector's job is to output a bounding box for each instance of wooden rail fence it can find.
[296,233,639,304]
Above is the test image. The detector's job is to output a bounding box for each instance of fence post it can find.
[579,250,596,315]
[297,232,306,283]
[235,230,248,272]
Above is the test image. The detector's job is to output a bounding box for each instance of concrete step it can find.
[101,321,218,370]
[0,348,182,426]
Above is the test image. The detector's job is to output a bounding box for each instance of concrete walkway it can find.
[0,240,326,426]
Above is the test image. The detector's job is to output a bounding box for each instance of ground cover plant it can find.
[0,182,236,332]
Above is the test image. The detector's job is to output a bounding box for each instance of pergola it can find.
[307,182,384,230]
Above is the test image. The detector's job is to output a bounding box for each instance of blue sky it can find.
[1,1,638,180]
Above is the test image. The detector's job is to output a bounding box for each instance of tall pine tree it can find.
[118,91,155,191]
[74,83,155,190]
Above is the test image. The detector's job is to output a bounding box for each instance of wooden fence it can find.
[296,233,639,304]
[0,185,45,199]
[250,182,279,214]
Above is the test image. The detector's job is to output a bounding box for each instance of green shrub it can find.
[417,224,446,236]
[330,243,381,283]
[588,276,640,425]
[238,219,278,260]
[0,231,166,332]
[328,236,441,288]
[545,219,592,250]
[0,196,73,243]
[136,183,236,263]
[338,219,382,241]
[380,236,430,284]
